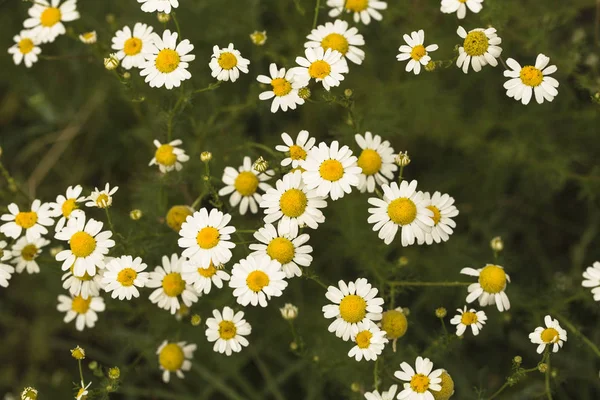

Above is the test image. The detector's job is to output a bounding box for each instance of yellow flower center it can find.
[196,227,220,249]
[463,31,489,57]
[339,294,367,323]
[70,232,97,258]
[289,145,307,161]
[218,320,237,340]
[40,7,61,27]
[96,193,110,208]
[166,205,192,232]
[155,144,177,166]
[217,52,238,69]
[198,262,217,278]
[321,33,349,55]
[71,295,91,314]
[22,389,37,400]
[159,343,184,371]
[432,371,455,400]
[426,205,441,225]
[21,244,38,261]
[519,66,544,87]
[62,198,78,218]
[478,265,507,294]
[70,265,94,281]
[162,272,185,297]
[271,78,292,97]
[76,388,87,400]
[308,60,332,80]
[410,374,430,393]
[266,237,295,264]
[345,0,369,12]
[381,309,408,339]
[234,171,259,196]
[319,159,344,181]
[410,45,427,61]
[461,311,478,325]
[123,37,143,56]
[357,149,382,176]
[541,328,559,343]
[117,267,137,286]
[81,32,95,40]
[18,38,35,54]
[279,189,308,217]
[355,330,372,349]
[246,270,270,292]
[387,198,417,226]
[15,211,38,229]
[155,49,180,73]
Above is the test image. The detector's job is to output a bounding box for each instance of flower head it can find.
[327,0,388,25]
[49,185,86,232]
[140,30,195,89]
[450,306,487,336]
[582,261,600,301]
[181,259,230,295]
[229,254,288,307]
[156,340,196,383]
[1,200,54,241]
[149,139,190,173]
[355,132,398,193]
[293,47,349,91]
[10,236,50,274]
[250,30,267,46]
[146,253,199,314]
[280,303,299,320]
[209,43,250,82]
[348,321,388,361]
[0,241,15,288]
[276,130,316,169]
[418,191,459,245]
[205,306,252,356]
[394,356,443,399]
[85,183,119,209]
[57,293,105,331]
[79,31,97,44]
[8,30,42,68]
[218,156,272,215]
[529,315,567,354]
[441,0,483,19]
[138,0,179,13]
[396,30,438,75]
[23,0,80,43]
[461,264,511,312]
[456,26,502,73]
[364,385,398,400]
[257,63,307,113]
[503,54,559,105]
[102,255,149,300]
[305,20,365,65]
[111,23,154,69]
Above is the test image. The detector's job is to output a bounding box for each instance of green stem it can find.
[304,272,328,289]
[545,350,553,400]
[488,381,511,400]
[398,165,405,184]
[172,13,182,37]
[373,357,380,391]
[78,359,85,386]
[556,313,600,358]
[312,0,321,28]
[388,281,471,287]
[193,81,222,94]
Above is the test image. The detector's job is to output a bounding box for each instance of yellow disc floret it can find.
[519,66,544,87]
[541,328,559,343]
[159,343,184,371]
[198,262,217,278]
[387,198,417,226]
[355,330,373,349]
[357,149,382,176]
[234,171,259,196]
[155,144,177,166]
[463,31,489,57]
[280,189,308,218]
[410,45,427,61]
[155,49,180,73]
[124,37,143,56]
[40,7,61,27]
[319,159,344,181]
[339,294,367,323]
[18,39,35,54]
[345,0,369,12]
[15,211,38,229]
[196,227,220,249]
[478,265,507,294]
[70,232,97,258]
[162,272,185,297]
[117,268,137,286]
[289,145,307,161]
[218,52,238,70]
[246,270,270,292]
[166,205,193,232]
[266,237,295,264]
[381,309,408,339]
[461,311,478,325]
[432,371,455,400]
[62,198,78,218]
[218,320,237,340]
[321,33,349,55]
[71,295,91,314]
[410,374,430,393]
[271,78,292,97]
[308,60,331,80]
[21,244,38,261]
[427,205,441,225]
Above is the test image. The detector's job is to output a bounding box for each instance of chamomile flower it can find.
[441,0,483,19]
[85,183,119,209]
[205,306,252,356]
[394,356,443,400]
[582,261,600,301]
[503,54,559,105]
[461,264,511,312]
[302,141,362,201]
[75,382,91,400]
[260,171,327,237]
[418,191,459,245]
[0,241,15,288]
[57,293,105,331]
[209,43,250,82]
[327,0,388,25]
[364,385,398,400]
[396,30,438,75]
[181,259,230,295]
[178,208,236,268]
[322,278,384,341]
[305,20,365,65]
[102,256,149,300]
[355,132,397,193]
[450,306,487,336]
[111,23,155,70]
[367,180,434,246]
[49,185,86,232]
[149,139,189,173]
[1,200,54,241]
[10,237,50,274]
[138,0,179,13]
[348,321,388,361]
[156,340,196,383]
[276,130,316,168]
[147,254,199,314]
[257,63,307,113]
[8,30,42,68]
[229,254,288,307]
[62,266,103,299]
[140,30,195,90]
[456,26,502,73]
[218,156,272,215]
[23,0,79,44]
[294,47,349,91]
[529,315,567,354]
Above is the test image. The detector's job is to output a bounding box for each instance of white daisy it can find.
[149,139,190,173]
[102,256,149,300]
[138,0,179,13]
[146,253,199,314]
[441,0,483,19]
[75,382,91,400]
[85,183,119,209]
[257,63,307,113]
[396,30,438,75]
[61,266,103,299]
[0,241,15,288]
[1,199,54,241]
[156,340,196,383]
[209,43,250,82]
[582,261,600,301]
[348,321,388,362]
[456,26,502,73]
[217,156,272,215]
[10,236,50,274]
[249,223,313,278]
[322,278,384,341]
[364,385,398,400]
[23,0,79,44]
[181,259,230,295]
[49,185,86,232]
[327,0,388,25]
[529,315,567,354]
[305,20,365,65]
[8,30,42,68]
[229,254,288,307]
[394,356,443,400]
[461,264,511,312]
[355,132,397,193]
[294,47,349,91]
[276,130,316,168]
[366,180,434,246]
[111,23,155,70]
[503,54,559,105]
[140,30,195,90]
[178,208,236,268]
[449,306,487,336]
[57,293,105,331]
[205,306,252,356]
[417,191,459,245]
[260,171,327,237]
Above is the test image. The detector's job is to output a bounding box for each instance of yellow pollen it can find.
[308,60,331,80]
[432,371,455,400]
[155,144,177,166]
[478,265,507,294]
[96,193,109,207]
[387,198,417,226]
[70,232,97,258]
[162,272,185,297]
[289,145,307,161]
[18,38,35,54]
[345,0,369,12]
[321,33,349,55]
[381,309,408,339]
[410,45,427,61]
[159,343,184,371]
[155,49,180,73]
[21,244,38,261]
[123,37,142,56]
[319,159,344,181]
[520,66,544,87]
[166,205,193,232]
[279,189,308,217]
[117,267,137,286]
[196,227,220,249]
[234,171,259,196]
[40,7,61,27]
[62,198,78,218]
[541,328,559,343]
[461,311,478,325]
[218,320,237,340]
[246,270,270,292]
[271,78,292,97]
[15,211,38,229]
[427,205,441,225]
[266,237,295,264]
[217,52,238,69]
[355,330,372,349]
[197,262,217,278]
[71,295,91,314]
[463,31,489,57]
[357,149,382,176]
[410,374,430,393]
[339,294,367,323]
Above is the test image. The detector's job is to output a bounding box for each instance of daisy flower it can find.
[205,306,252,356]
[302,141,362,201]
[367,180,434,246]
[23,0,79,44]
[49,185,86,232]
[276,130,316,168]
[418,191,459,245]
[178,208,236,268]
[450,306,487,336]
[327,0,388,25]
[394,357,443,400]
[10,237,50,274]
[529,315,567,354]
[166,205,194,233]
[76,383,91,400]
[102,256,149,300]
[156,340,196,383]
[8,30,42,68]
[85,183,119,209]
[138,0,179,13]
[229,254,288,307]
[294,47,349,91]
[146,253,199,314]
[57,293,105,331]
[348,321,388,362]
[441,0,483,19]
[111,23,155,70]
[364,385,398,400]
[181,259,230,295]
[149,139,189,173]
[260,171,327,237]
[1,200,54,241]
[305,20,365,65]
[257,63,307,113]
[461,264,511,312]
[396,30,438,75]
[456,26,502,73]
[55,214,114,277]
[61,266,103,299]
[355,132,397,193]
[322,278,384,341]
[218,156,272,215]
[140,30,195,90]
[582,261,600,301]
[0,241,15,288]
[503,54,559,105]
[249,223,313,278]
[209,43,250,82]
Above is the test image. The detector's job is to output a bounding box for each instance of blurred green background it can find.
[1,0,600,399]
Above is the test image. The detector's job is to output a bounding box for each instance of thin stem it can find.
[304,272,328,289]
[488,381,511,400]
[545,350,553,400]
[172,13,182,37]
[193,81,222,94]
[312,0,321,29]
[388,281,471,287]
[556,313,600,358]
[373,357,380,391]
[498,55,509,70]
[78,359,85,386]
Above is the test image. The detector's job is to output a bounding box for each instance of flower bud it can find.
[435,307,447,318]
[397,256,409,267]
[108,367,120,380]
[79,31,97,44]
[538,363,548,373]
[20,387,38,400]
[157,12,170,23]
[49,246,63,257]
[350,383,361,393]
[250,30,267,46]
[88,361,98,370]
[104,53,119,70]
[253,156,269,173]
[290,341,298,351]
[191,314,202,326]
[395,151,411,167]
[200,151,212,162]
[129,209,142,220]
[424,61,436,72]
[298,87,311,100]
[280,303,298,320]
[490,236,504,252]
[105,14,115,24]
[71,345,85,360]
[344,89,353,98]
[513,355,522,365]
[123,72,131,79]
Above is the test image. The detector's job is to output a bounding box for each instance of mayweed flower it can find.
[49,185,85,232]
[104,53,119,70]
[276,130,316,168]
[280,303,299,320]
[257,63,307,113]
[529,315,567,354]
[253,156,269,173]
[61,265,103,299]
[140,30,195,89]
[305,20,365,65]
[0,241,15,288]
[181,259,230,295]
[441,0,483,19]
[111,23,155,70]
[8,31,42,68]
[364,385,398,400]
[165,205,193,232]
[582,261,600,301]
[380,308,408,340]
[355,132,397,193]
[396,30,438,75]
[294,47,349,91]
[200,151,213,162]
[138,0,179,13]
[20,387,38,400]
[461,264,511,311]
[79,31,97,44]
[205,306,252,356]
[209,43,250,82]
[108,367,120,380]
[327,0,388,25]
[85,183,119,209]
[10,237,50,274]
[433,371,455,400]
[157,12,170,23]
[394,356,443,399]
[1,199,54,241]
[24,0,80,43]
[418,191,459,245]
[395,151,411,167]
[450,306,487,336]
[70,345,85,360]
[57,293,105,331]
[250,30,267,46]
[456,26,502,73]
[146,254,199,314]
[156,340,196,383]
[102,256,149,300]
[503,54,559,105]
[76,383,91,400]
[229,254,288,307]
[149,139,189,173]
[348,322,388,361]
[218,156,272,215]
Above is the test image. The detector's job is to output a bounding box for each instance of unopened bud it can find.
[200,151,212,162]
[395,151,411,167]
[157,12,170,23]
[88,361,98,370]
[298,87,311,100]
[123,72,131,79]
[105,14,115,24]
[191,314,202,326]
[350,382,361,393]
[71,345,85,360]
[79,31,97,44]
[104,53,119,70]
[108,367,120,380]
[513,356,522,365]
[424,61,436,72]
[538,363,548,373]
[435,307,447,318]
[344,89,353,98]
[250,31,267,46]
[397,256,409,266]
[253,156,269,173]
[280,303,298,320]
[290,341,298,351]
[490,236,504,252]
[50,246,63,257]
[129,209,142,220]
[20,387,38,400]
